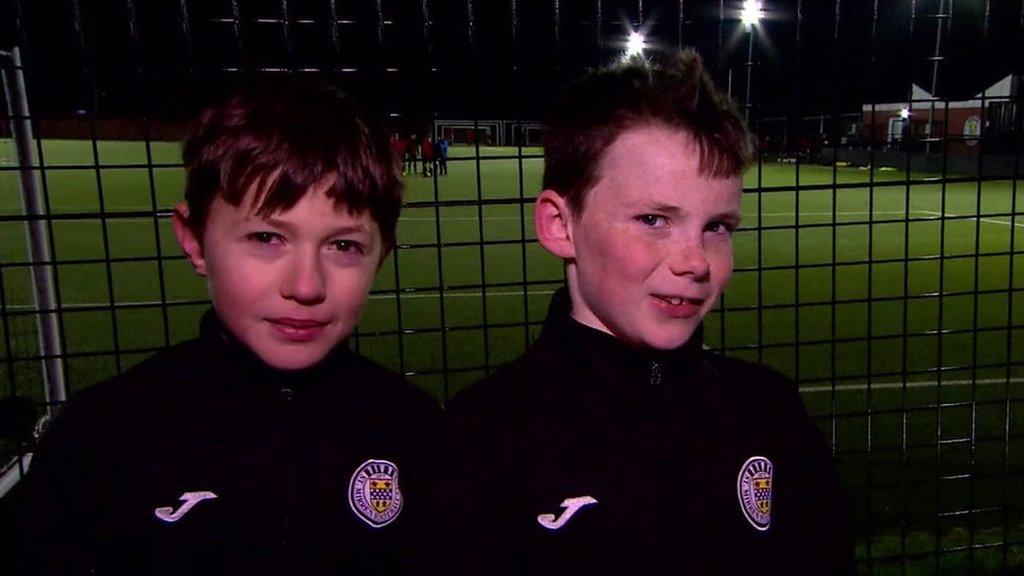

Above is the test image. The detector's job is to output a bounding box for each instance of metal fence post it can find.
[2,46,65,411]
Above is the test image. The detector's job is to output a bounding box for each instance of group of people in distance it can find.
[392,132,449,178]
[12,49,855,575]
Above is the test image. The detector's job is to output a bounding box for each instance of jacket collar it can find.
[535,287,705,393]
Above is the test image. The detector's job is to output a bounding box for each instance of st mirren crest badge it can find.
[737,455,773,531]
[349,459,403,528]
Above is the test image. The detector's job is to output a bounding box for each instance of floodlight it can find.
[740,0,764,28]
[899,108,910,119]
[625,31,645,58]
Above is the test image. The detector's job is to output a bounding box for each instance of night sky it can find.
[2,0,1022,130]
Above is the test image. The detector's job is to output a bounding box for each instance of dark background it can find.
[2,0,1021,130]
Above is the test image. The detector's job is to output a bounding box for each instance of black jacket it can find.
[14,311,441,575]
[443,289,855,575]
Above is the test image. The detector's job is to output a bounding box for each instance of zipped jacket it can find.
[443,288,855,575]
[14,311,441,575]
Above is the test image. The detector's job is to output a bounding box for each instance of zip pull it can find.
[649,360,662,387]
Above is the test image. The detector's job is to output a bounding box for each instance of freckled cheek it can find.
[708,244,735,291]
[590,243,649,288]
[590,227,657,269]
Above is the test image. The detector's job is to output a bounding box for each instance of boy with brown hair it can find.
[14,77,440,575]
[443,51,854,575]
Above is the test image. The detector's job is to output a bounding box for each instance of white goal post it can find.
[433,119,543,147]
[1,46,65,495]
[433,119,502,146]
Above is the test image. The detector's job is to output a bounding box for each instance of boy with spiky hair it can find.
[443,51,854,575]
[14,77,440,575]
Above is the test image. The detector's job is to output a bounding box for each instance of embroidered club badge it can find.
[349,459,403,528]
[737,455,773,531]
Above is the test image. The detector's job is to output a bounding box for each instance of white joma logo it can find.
[154,491,218,523]
[536,496,598,530]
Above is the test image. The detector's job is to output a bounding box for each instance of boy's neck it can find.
[564,272,609,337]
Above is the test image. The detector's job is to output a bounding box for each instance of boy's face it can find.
[174,180,383,370]
[563,124,742,350]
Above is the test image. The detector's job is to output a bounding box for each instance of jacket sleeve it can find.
[397,396,446,576]
[439,393,520,576]
[778,377,857,576]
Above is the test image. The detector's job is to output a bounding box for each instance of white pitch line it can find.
[802,377,1024,393]
[749,210,932,218]
[366,289,556,300]
[756,210,911,216]
[400,211,932,222]
[6,300,1020,392]
[400,216,524,221]
[2,289,558,310]
[921,210,1024,229]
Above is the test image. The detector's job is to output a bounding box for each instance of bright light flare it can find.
[625,31,646,57]
[740,0,764,28]
[899,108,911,119]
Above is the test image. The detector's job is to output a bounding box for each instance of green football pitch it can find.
[2,139,1023,572]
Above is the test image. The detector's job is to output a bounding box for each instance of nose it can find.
[667,242,711,280]
[281,251,327,305]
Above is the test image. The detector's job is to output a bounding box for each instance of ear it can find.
[534,190,576,260]
[172,202,208,276]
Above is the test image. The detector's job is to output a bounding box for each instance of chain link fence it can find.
[1,0,1022,573]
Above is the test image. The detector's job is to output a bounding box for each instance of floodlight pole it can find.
[744,26,755,122]
[2,47,66,409]
[739,0,762,123]
[926,0,947,156]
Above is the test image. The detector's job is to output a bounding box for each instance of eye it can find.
[705,220,736,235]
[637,214,668,228]
[330,239,365,255]
[246,231,283,244]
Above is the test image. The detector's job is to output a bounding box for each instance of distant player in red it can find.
[389,132,407,175]
[420,135,434,177]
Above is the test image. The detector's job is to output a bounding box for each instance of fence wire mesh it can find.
[1,0,1022,573]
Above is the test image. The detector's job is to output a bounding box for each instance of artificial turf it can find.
[1,139,1023,572]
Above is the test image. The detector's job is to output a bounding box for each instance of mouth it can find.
[269,317,330,328]
[651,294,706,319]
[653,295,704,307]
[267,317,330,342]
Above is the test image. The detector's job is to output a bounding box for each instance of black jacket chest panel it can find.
[443,289,854,576]
[495,371,784,562]
[14,311,441,576]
